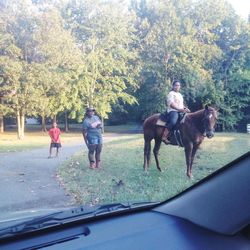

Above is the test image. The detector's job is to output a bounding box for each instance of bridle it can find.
[202,109,217,138]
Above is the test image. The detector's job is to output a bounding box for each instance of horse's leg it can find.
[143,139,151,171]
[184,143,193,178]
[189,144,199,176]
[153,139,162,172]
[146,142,151,167]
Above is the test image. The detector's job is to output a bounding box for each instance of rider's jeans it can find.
[166,111,179,130]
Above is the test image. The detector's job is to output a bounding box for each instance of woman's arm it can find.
[82,129,88,147]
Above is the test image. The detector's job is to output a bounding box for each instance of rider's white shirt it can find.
[167,90,184,112]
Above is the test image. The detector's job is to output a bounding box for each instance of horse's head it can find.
[203,105,218,139]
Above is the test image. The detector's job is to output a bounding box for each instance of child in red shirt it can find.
[48,122,62,158]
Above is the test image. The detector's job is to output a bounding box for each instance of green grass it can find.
[104,123,141,133]
[0,123,139,153]
[0,131,82,153]
[58,132,250,206]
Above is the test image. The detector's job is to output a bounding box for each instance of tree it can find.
[212,7,250,130]
[0,1,42,138]
[31,7,83,131]
[0,1,82,136]
[62,0,138,124]
[131,0,224,119]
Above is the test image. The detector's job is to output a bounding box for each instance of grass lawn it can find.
[0,131,82,153]
[58,132,250,206]
[0,123,140,153]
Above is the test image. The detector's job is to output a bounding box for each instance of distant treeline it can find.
[0,0,249,138]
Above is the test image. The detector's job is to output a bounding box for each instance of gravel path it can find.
[0,142,84,214]
[0,130,141,215]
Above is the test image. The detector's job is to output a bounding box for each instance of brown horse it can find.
[143,105,218,177]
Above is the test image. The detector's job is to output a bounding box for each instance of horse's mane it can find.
[186,109,205,134]
[189,107,217,118]
[188,109,205,118]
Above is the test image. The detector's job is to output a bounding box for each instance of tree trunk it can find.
[17,110,25,140]
[64,111,69,132]
[21,113,25,138]
[53,115,57,123]
[41,115,47,132]
[0,114,4,133]
[101,117,104,134]
[0,98,4,133]
[17,110,21,138]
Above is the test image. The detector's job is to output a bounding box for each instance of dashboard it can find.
[1,210,249,250]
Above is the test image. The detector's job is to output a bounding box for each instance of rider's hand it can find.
[184,108,191,113]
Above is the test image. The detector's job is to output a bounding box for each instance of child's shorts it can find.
[50,143,62,148]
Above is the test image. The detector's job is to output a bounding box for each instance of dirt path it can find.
[0,129,142,215]
[0,141,87,214]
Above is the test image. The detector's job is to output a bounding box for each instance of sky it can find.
[227,0,249,20]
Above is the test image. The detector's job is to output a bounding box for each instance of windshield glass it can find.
[0,0,249,226]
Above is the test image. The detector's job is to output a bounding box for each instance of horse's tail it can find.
[143,114,159,170]
[143,132,151,170]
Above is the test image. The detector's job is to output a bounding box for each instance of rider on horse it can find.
[162,80,190,144]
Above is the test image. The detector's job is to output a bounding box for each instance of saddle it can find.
[156,112,186,128]
[156,112,187,147]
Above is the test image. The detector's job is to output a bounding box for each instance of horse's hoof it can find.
[186,172,193,178]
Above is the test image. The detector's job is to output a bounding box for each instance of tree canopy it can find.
[0,0,249,137]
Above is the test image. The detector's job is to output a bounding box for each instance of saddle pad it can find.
[156,119,166,126]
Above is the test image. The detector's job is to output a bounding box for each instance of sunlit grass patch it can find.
[58,132,250,206]
[0,131,82,152]
[0,123,140,153]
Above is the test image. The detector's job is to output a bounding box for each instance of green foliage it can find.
[132,0,224,116]
[0,0,249,133]
[131,0,249,130]
[62,0,139,120]
[212,12,250,130]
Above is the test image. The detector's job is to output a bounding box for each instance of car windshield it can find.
[0,0,249,229]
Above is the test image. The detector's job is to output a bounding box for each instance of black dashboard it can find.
[1,210,249,250]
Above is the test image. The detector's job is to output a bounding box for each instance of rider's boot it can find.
[162,128,171,144]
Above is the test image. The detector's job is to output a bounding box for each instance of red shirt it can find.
[49,127,61,143]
